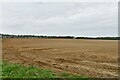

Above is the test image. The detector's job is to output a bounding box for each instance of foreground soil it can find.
[2,38,118,78]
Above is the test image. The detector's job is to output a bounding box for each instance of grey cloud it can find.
[2,2,118,37]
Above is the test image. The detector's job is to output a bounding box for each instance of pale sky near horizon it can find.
[1,2,118,37]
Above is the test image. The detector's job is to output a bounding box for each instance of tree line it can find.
[1,34,120,40]
[1,34,74,39]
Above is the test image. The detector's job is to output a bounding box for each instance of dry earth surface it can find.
[2,38,118,78]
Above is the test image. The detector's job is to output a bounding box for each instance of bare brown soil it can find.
[2,38,118,78]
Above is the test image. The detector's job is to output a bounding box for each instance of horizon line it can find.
[1,33,118,38]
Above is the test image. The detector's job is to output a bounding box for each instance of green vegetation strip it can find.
[2,61,89,79]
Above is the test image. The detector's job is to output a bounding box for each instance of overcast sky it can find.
[1,2,118,37]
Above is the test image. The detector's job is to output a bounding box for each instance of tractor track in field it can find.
[3,47,118,77]
[2,38,118,78]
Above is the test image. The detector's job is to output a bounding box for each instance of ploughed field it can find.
[2,38,118,78]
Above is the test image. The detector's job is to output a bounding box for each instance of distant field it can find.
[2,38,118,78]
